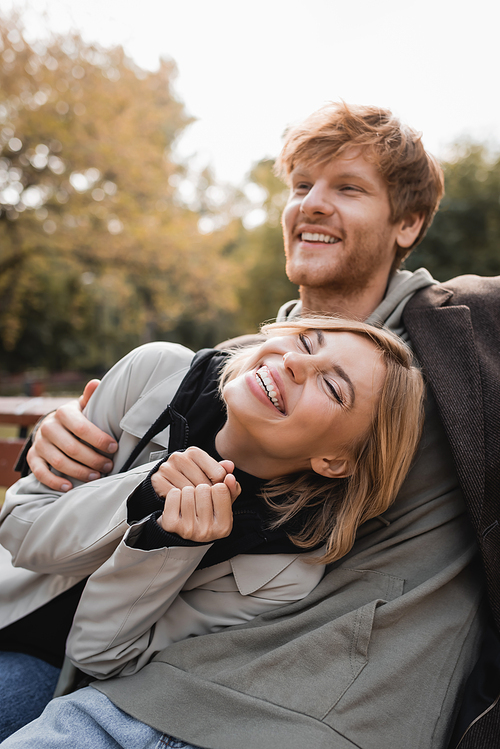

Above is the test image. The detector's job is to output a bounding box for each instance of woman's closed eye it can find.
[299,333,344,407]
[298,333,312,353]
[324,379,344,407]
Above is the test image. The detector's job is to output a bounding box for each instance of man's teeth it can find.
[301,231,338,244]
[256,367,282,411]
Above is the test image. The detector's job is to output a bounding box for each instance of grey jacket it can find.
[95,274,500,749]
[0,342,324,678]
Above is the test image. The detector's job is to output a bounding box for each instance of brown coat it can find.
[404,274,500,748]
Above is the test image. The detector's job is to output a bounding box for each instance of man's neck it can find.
[299,281,389,321]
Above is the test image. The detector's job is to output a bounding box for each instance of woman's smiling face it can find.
[220,329,386,479]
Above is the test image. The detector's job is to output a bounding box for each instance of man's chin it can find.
[286,263,343,289]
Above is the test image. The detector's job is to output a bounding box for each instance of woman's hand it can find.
[27,379,118,491]
[159,482,240,542]
[151,446,236,496]
[153,446,241,542]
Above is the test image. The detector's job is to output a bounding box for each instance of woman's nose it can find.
[283,351,309,382]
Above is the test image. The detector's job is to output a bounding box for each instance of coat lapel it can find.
[404,285,485,527]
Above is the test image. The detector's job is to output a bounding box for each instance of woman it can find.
[0,317,423,736]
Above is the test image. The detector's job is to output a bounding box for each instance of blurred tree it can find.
[0,11,240,373]
[232,159,296,332]
[407,142,500,280]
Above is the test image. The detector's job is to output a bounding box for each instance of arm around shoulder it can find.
[0,342,195,575]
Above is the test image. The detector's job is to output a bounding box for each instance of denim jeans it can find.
[0,686,202,749]
[0,651,61,742]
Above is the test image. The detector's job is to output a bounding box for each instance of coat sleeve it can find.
[0,342,194,577]
[66,521,326,679]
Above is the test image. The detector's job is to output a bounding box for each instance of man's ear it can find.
[395,212,425,249]
[310,456,352,479]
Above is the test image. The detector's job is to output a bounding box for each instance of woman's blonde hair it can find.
[220,316,424,565]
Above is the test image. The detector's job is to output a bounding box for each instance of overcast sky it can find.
[5,0,500,186]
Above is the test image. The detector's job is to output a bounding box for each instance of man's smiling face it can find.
[281,149,405,301]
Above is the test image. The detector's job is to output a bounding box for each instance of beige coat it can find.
[0,342,324,676]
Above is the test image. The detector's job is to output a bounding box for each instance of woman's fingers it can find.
[193,484,216,528]
[172,446,230,484]
[218,459,235,475]
[160,487,183,535]
[159,483,234,542]
[210,483,235,537]
[151,466,192,497]
[223,473,241,503]
[153,447,232,496]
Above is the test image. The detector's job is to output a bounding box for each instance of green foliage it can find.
[0,12,241,372]
[406,143,500,280]
[3,11,499,378]
[232,159,296,332]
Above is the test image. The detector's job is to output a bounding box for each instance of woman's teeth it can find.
[256,366,282,412]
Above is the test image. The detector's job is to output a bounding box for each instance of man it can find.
[4,103,499,748]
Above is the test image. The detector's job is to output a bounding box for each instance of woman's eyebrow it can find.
[314,330,356,406]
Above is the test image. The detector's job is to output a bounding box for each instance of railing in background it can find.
[0,396,75,487]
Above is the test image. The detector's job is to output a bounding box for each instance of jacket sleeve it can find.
[0,342,193,577]
[66,521,326,679]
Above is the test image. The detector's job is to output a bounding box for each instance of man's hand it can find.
[153,447,241,542]
[27,379,118,492]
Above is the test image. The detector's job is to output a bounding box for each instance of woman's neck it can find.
[215,418,309,480]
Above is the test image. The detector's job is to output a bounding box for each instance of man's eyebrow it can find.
[334,171,378,188]
[314,330,355,406]
[335,171,368,179]
[291,168,310,179]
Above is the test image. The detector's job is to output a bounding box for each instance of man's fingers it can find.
[78,379,101,410]
[28,438,103,486]
[56,404,117,456]
[26,403,116,483]
[26,454,74,492]
[33,415,113,474]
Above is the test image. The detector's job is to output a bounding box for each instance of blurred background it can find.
[1,0,500,392]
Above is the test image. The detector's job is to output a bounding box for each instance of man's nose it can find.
[300,182,334,217]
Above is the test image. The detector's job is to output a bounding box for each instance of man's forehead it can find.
[291,151,384,185]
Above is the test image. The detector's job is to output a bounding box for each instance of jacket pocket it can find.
[315,569,404,715]
[212,567,404,720]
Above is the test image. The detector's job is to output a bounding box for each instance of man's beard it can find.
[285,227,393,300]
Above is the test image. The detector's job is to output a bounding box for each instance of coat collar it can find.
[184,551,324,596]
